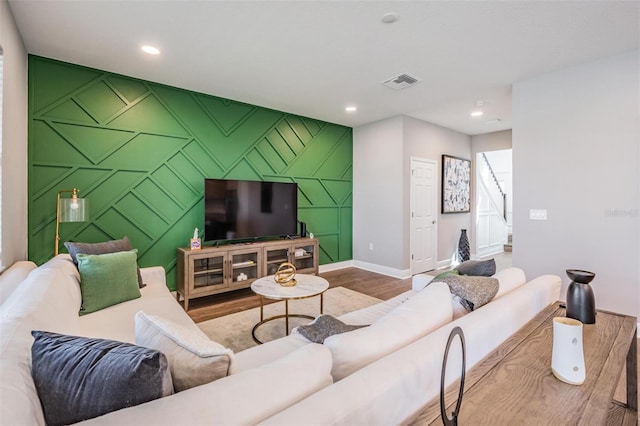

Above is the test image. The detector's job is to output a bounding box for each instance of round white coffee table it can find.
[250,274,329,344]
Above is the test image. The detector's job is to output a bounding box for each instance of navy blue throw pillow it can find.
[31,331,173,426]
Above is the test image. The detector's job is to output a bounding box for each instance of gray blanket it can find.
[433,275,499,311]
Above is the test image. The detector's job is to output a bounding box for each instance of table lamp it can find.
[54,188,88,256]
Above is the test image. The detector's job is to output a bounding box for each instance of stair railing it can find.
[481,153,507,221]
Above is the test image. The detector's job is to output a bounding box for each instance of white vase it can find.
[551,317,586,385]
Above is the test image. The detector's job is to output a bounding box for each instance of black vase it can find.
[458,229,470,262]
[565,269,596,324]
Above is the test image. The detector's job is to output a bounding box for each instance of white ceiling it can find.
[8,0,640,135]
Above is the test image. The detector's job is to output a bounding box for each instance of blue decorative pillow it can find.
[31,331,174,425]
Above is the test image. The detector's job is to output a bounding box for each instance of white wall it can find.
[403,116,472,267]
[0,0,28,268]
[353,115,471,276]
[513,51,639,318]
[353,116,405,273]
[471,129,512,154]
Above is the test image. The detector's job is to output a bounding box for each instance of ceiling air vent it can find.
[382,73,420,90]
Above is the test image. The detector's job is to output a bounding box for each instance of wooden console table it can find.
[412,302,637,425]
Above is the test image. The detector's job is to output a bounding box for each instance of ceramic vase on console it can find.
[565,269,596,324]
[551,317,586,385]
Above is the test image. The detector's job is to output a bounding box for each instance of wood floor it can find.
[185,267,412,324]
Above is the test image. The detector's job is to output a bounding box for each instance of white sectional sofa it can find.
[0,254,561,425]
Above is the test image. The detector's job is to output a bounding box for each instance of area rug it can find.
[197,286,381,352]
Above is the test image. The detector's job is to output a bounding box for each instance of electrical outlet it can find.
[529,209,548,220]
[369,243,374,251]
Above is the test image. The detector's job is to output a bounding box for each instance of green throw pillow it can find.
[433,270,460,281]
[77,250,141,316]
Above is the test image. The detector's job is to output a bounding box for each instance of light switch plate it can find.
[529,209,548,220]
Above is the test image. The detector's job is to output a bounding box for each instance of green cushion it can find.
[433,270,460,281]
[77,250,141,315]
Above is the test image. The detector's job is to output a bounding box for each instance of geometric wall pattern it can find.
[28,56,352,290]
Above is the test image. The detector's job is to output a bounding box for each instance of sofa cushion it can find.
[455,259,496,276]
[65,237,145,288]
[260,275,562,426]
[79,344,333,425]
[0,260,37,305]
[323,281,453,381]
[77,250,141,315]
[135,311,234,391]
[297,314,368,343]
[31,330,173,426]
[493,267,527,299]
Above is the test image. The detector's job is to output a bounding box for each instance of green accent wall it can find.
[28,56,352,289]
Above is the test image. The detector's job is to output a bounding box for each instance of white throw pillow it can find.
[324,281,453,381]
[135,311,234,391]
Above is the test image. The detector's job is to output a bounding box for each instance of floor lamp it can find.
[54,188,88,256]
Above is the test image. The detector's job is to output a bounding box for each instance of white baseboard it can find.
[352,260,411,279]
[436,259,453,270]
[476,245,505,258]
[319,260,354,273]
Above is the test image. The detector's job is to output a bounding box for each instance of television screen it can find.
[204,179,298,242]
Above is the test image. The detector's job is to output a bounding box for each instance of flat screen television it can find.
[204,178,298,243]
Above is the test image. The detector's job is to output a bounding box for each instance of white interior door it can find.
[410,158,437,274]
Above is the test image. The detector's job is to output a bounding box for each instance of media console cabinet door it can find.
[228,247,261,288]
[292,240,319,274]
[190,251,227,294]
[264,243,291,276]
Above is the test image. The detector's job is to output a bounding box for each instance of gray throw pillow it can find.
[297,314,368,343]
[440,275,499,311]
[455,259,496,277]
[31,331,173,426]
[65,237,146,288]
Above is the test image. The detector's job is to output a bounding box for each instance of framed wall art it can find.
[442,155,471,213]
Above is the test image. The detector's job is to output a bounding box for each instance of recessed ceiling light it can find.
[471,111,484,117]
[381,12,399,24]
[345,106,358,113]
[141,45,160,55]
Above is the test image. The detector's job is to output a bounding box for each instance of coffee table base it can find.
[250,274,329,344]
[251,313,316,344]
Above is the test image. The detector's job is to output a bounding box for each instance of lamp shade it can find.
[54,188,89,256]
[59,197,88,222]
[60,198,89,222]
